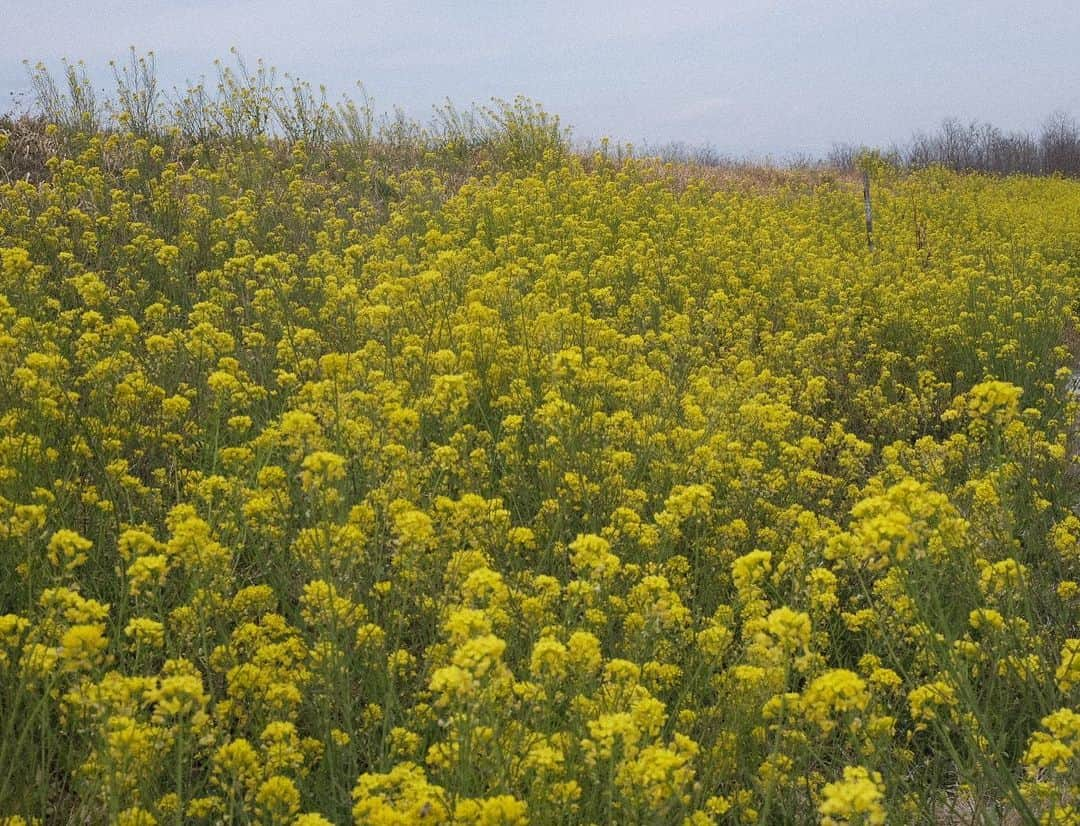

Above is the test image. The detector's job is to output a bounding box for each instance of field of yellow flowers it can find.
[3,121,1080,825]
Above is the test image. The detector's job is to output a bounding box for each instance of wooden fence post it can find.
[863,168,874,251]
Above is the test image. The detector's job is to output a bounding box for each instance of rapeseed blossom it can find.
[818,766,887,825]
[2,100,1080,823]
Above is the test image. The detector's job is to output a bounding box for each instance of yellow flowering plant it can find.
[3,53,1080,824]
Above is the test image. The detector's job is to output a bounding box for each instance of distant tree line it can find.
[603,115,1080,178]
[829,113,1080,177]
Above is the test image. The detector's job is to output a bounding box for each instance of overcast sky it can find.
[3,0,1079,157]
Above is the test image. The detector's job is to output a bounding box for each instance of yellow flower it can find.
[818,766,886,825]
[19,642,59,681]
[454,795,528,825]
[801,669,869,733]
[116,808,157,826]
[732,550,772,593]
[299,449,347,490]
[351,762,448,823]
[979,558,1027,596]
[0,614,29,666]
[529,635,568,680]
[452,634,506,678]
[908,680,957,723]
[966,380,1021,424]
[763,606,812,654]
[1055,638,1080,693]
[615,734,699,812]
[392,506,435,550]
[294,815,334,826]
[255,775,301,824]
[59,624,109,672]
[46,529,92,572]
[213,738,262,793]
[569,533,621,580]
[566,630,603,677]
[586,712,641,761]
[124,617,165,649]
[261,720,305,776]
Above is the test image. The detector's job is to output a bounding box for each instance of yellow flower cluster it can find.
[1,120,1080,824]
[818,766,887,825]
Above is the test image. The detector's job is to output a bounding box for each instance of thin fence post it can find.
[863,168,874,251]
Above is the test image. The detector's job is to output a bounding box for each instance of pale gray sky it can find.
[3,0,1079,157]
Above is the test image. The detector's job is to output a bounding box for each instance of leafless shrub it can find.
[332,84,376,157]
[639,140,736,167]
[1040,111,1080,176]
[901,116,1076,176]
[23,59,102,133]
[110,48,159,136]
[273,75,338,147]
